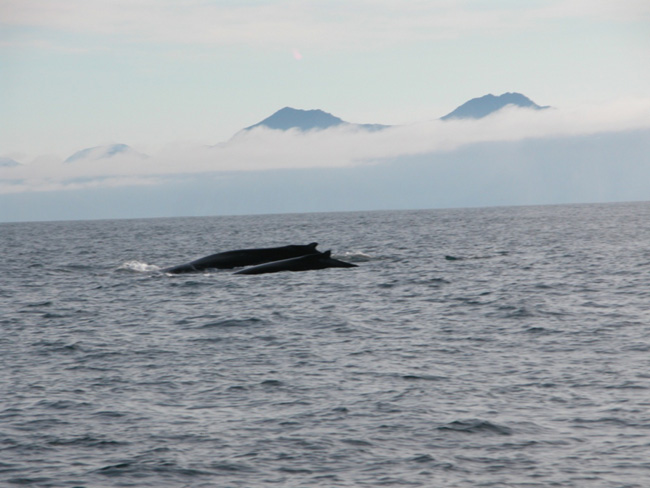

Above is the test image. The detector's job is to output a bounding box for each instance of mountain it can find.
[441,92,549,120]
[242,94,546,135]
[65,144,147,163]
[0,157,20,167]
[243,107,389,132]
[245,107,343,131]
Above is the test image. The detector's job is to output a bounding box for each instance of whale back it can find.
[234,250,357,275]
[163,242,320,273]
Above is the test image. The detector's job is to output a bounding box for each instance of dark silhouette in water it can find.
[164,243,320,273]
[445,251,509,261]
[234,250,357,275]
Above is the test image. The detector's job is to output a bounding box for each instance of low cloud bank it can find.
[1,98,650,195]
[2,129,650,223]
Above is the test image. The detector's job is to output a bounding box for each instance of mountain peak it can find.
[244,107,345,132]
[242,107,389,133]
[64,144,147,163]
[0,156,21,167]
[441,92,549,120]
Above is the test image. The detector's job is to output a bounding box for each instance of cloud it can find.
[2,0,648,51]
[537,0,650,22]
[3,129,649,222]
[167,97,650,172]
[2,98,649,195]
[0,175,164,195]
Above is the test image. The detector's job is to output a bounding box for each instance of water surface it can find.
[2,203,650,487]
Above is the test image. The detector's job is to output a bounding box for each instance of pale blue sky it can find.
[2,0,650,161]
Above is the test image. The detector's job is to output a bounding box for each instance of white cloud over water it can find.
[2,98,650,195]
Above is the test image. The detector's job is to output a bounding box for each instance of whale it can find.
[163,243,320,273]
[234,250,357,275]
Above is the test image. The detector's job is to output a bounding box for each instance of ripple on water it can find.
[4,204,650,487]
[438,419,514,436]
[197,317,266,329]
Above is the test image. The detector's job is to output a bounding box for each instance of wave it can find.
[438,419,513,436]
[116,261,160,273]
[335,251,373,262]
[197,317,265,329]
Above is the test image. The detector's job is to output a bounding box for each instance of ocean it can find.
[2,202,650,487]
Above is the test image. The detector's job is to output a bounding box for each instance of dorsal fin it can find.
[308,242,318,249]
[322,250,331,258]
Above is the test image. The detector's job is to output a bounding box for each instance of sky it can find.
[2,0,650,159]
[1,0,650,221]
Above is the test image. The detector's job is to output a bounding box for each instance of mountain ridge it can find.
[59,92,548,159]
[440,92,549,120]
[0,157,21,167]
[241,92,548,134]
[242,106,390,133]
[64,144,148,163]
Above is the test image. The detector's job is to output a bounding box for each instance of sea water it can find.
[2,202,650,487]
